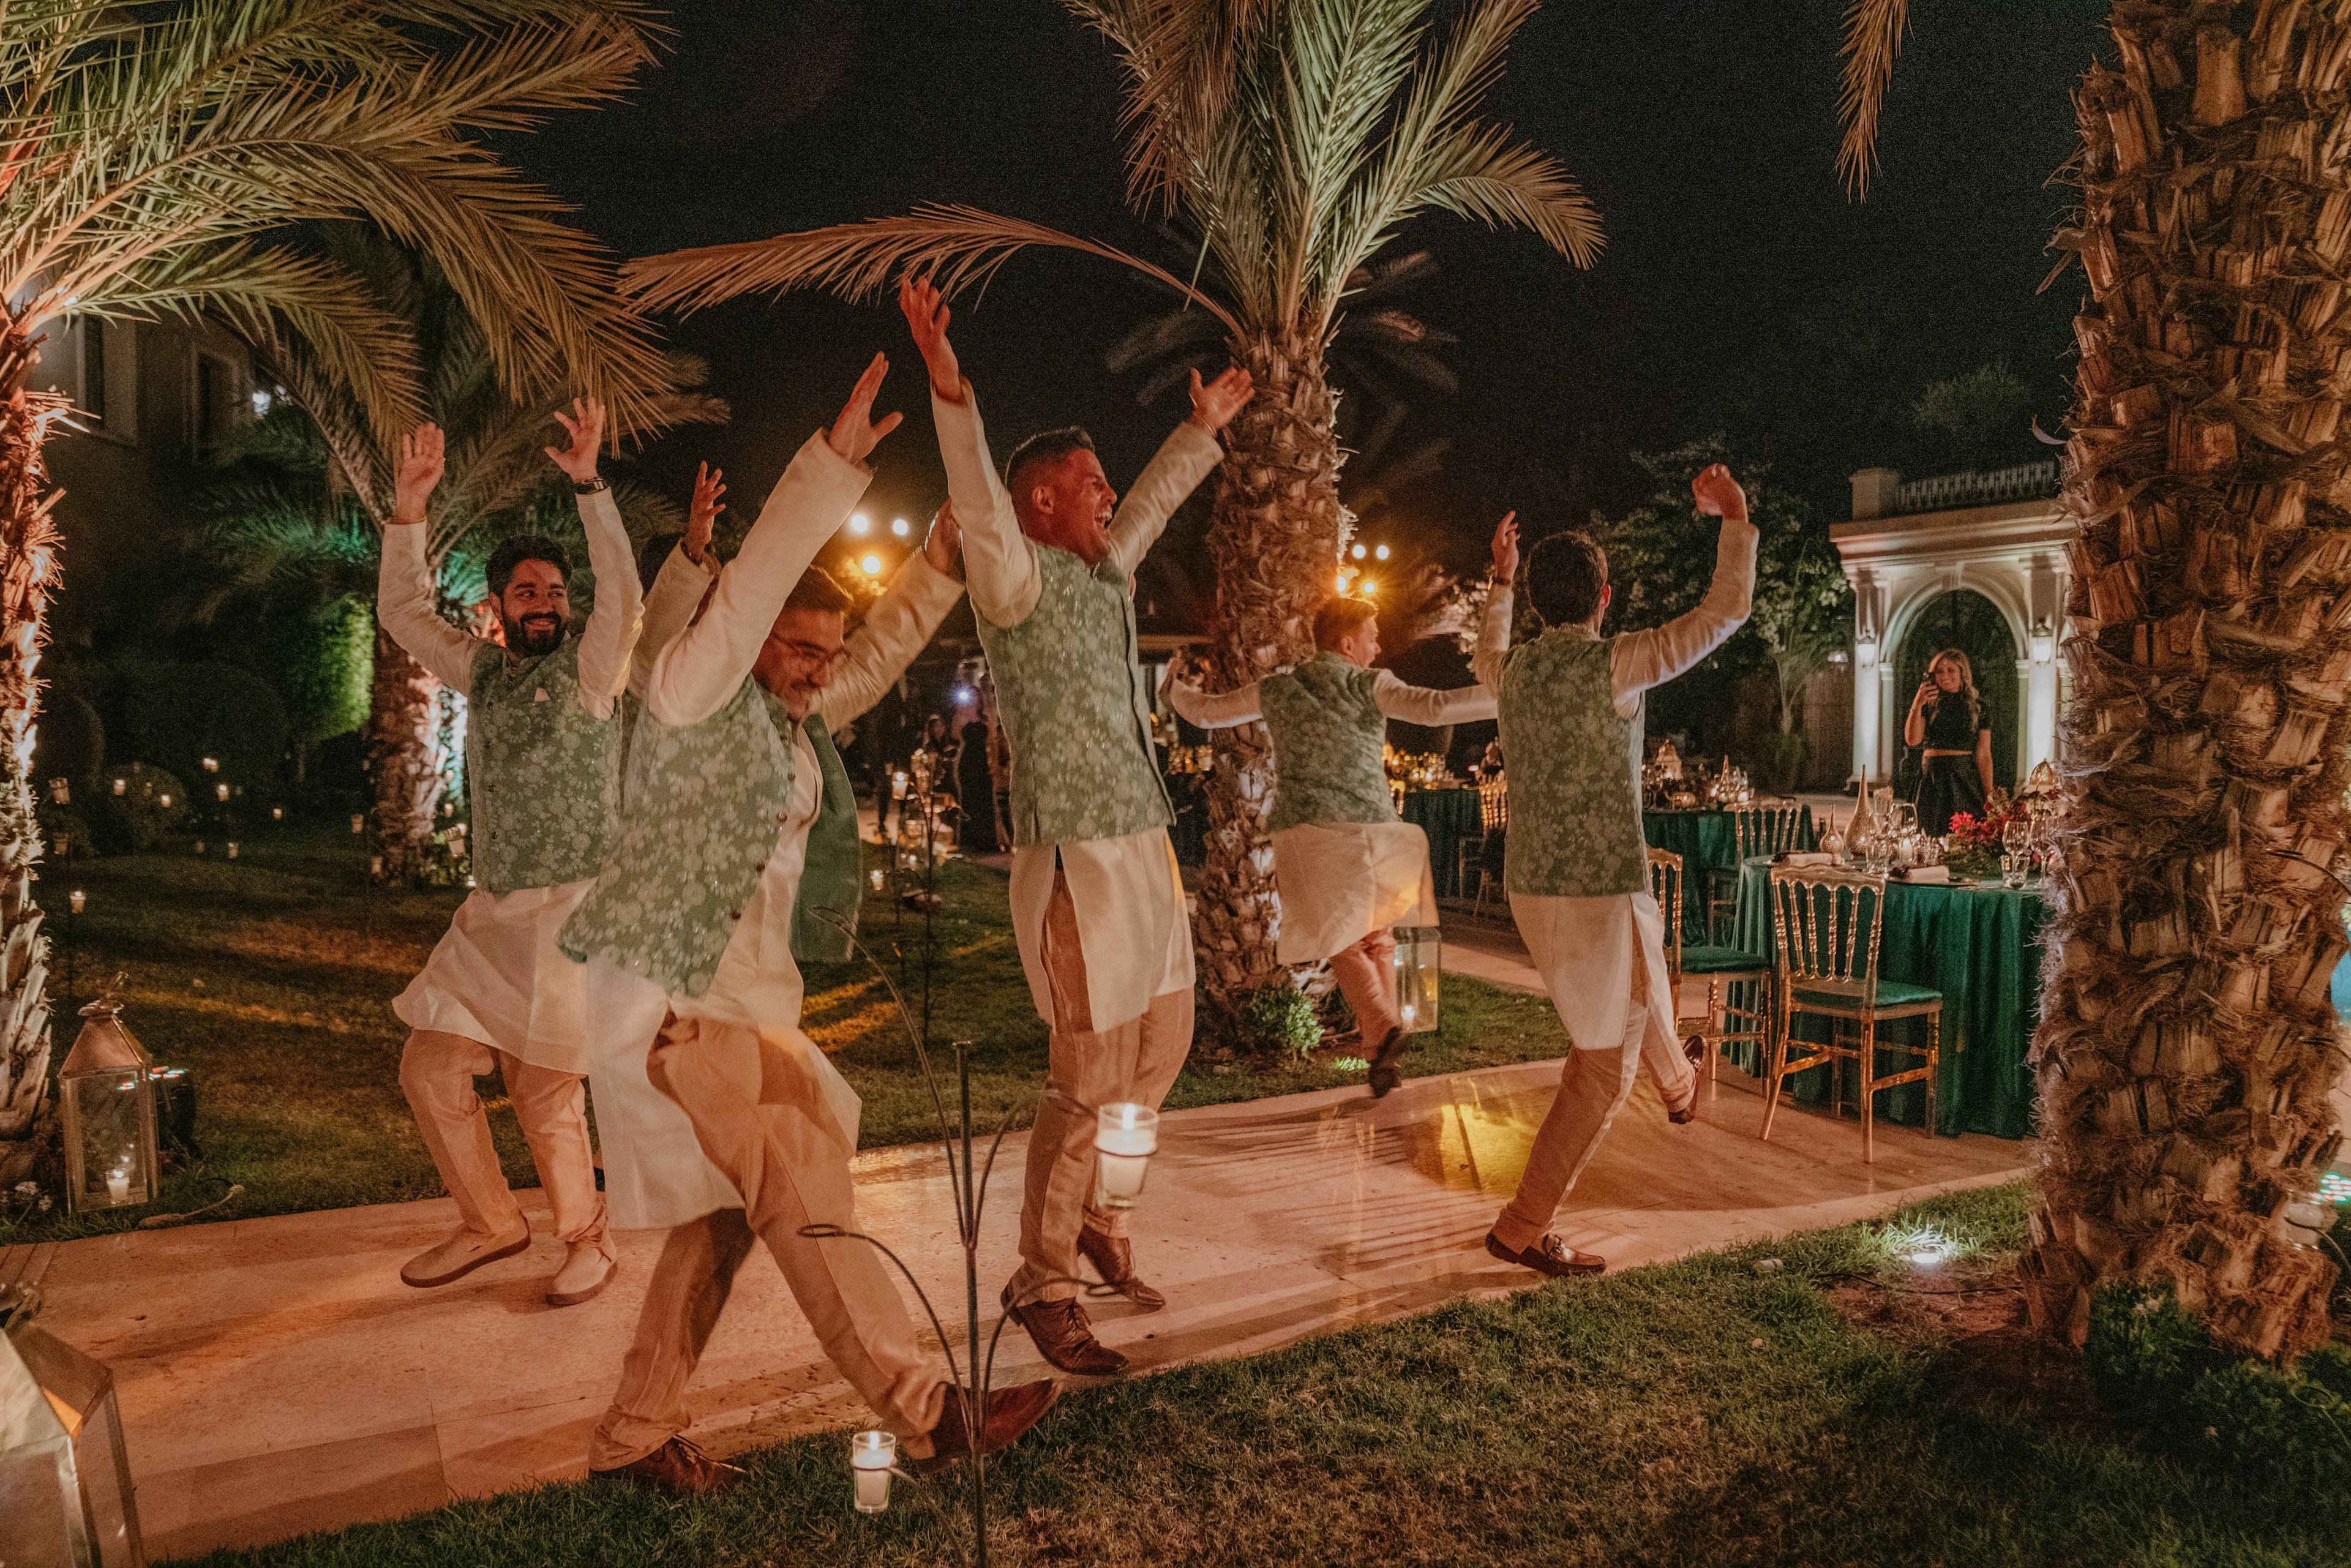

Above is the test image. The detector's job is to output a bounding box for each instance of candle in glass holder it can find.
[53,833,67,857]
[106,1166,130,1204]
[369,855,384,877]
[216,782,230,802]
[69,890,84,915]
[868,868,885,892]
[201,756,219,773]
[272,806,284,821]
[47,778,67,805]
[850,1430,896,1513]
[891,772,908,800]
[1094,1103,1158,1210]
[226,842,239,860]
[351,813,365,835]
[111,777,126,796]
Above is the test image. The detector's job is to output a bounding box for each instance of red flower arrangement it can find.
[1943,795,2023,880]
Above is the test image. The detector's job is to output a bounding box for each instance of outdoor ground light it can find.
[201,756,217,773]
[369,855,384,878]
[46,777,66,805]
[1393,925,1442,1035]
[1094,1103,1158,1210]
[893,771,909,800]
[59,985,158,1215]
[155,794,169,808]
[51,832,66,857]
[350,814,364,835]
[110,778,124,797]
[271,807,283,822]
[214,783,229,803]
[1,1311,146,1568]
[69,891,83,915]
[851,1430,897,1512]
[225,842,238,860]
[869,868,886,892]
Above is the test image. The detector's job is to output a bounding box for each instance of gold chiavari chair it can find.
[1650,847,1772,1098]
[1469,776,1511,914]
[1764,865,1943,1163]
[1709,801,1806,943]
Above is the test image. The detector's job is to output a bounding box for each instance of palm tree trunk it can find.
[1193,330,1346,1027]
[0,321,62,1184]
[2030,1,2347,1359]
[365,624,443,883]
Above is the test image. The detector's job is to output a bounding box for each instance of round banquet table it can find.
[1728,855,2044,1139]
[1644,805,1815,938]
[1401,786,1483,901]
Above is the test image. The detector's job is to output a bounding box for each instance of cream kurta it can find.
[382,492,639,1075]
[1165,668,1493,964]
[585,550,965,1230]
[1471,516,1759,1057]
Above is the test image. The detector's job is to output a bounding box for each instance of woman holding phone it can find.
[1903,648,1995,833]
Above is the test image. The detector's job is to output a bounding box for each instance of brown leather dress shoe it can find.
[1667,1036,1706,1124]
[1002,1285,1129,1376]
[922,1378,1060,1468]
[1366,1025,1409,1098]
[1484,1229,1606,1278]
[1077,1226,1166,1311]
[588,1436,744,1496]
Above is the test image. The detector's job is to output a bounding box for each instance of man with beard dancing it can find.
[375,397,637,1308]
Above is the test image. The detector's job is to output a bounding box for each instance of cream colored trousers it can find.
[398,1029,609,1252]
[1009,869,1194,1305]
[589,1013,948,1469]
[1325,928,1401,1046]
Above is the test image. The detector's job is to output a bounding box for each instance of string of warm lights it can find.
[1335,538,1393,598]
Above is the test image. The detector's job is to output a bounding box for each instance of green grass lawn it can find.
[0,827,1563,1245]
[168,1182,2344,1568]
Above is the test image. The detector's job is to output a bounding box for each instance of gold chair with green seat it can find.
[1763,865,1941,1163]
[1706,801,1804,943]
[1648,847,1771,1100]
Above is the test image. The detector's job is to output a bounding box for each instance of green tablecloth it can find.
[1730,857,2044,1139]
[1402,787,1483,899]
[1645,806,1815,937]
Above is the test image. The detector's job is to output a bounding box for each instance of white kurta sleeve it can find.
[643,432,871,729]
[1608,517,1759,714]
[819,555,965,729]
[375,522,486,699]
[1165,678,1263,729]
[631,546,716,701]
[1104,421,1224,582]
[1371,668,1498,726]
[931,380,1041,628]
[1469,581,1515,694]
[571,487,643,720]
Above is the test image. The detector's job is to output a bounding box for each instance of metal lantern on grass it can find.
[1,1307,145,1567]
[1393,925,1441,1035]
[58,985,157,1214]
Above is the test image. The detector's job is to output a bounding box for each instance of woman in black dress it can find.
[1903,647,1995,833]
[954,719,1000,853]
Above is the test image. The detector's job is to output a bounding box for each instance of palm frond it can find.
[626,203,1243,336]
[1837,0,1910,198]
[1406,126,1601,264]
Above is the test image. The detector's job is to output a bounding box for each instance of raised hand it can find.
[828,353,902,466]
[1690,462,1749,522]
[545,396,606,483]
[686,462,724,566]
[898,274,962,402]
[923,500,962,576]
[1491,510,1520,582]
[390,423,444,525]
[1185,364,1254,433]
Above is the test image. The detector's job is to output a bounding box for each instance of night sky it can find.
[513,0,2110,574]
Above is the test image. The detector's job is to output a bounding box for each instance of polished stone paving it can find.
[8,1002,2030,1562]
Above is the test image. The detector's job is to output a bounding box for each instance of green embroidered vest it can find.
[792,713,863,964]
[1497,630,1646,898]
[559,675,795,997]
[464,638,618,895]
[977,545,1172,847]
[1259,653,1395,831]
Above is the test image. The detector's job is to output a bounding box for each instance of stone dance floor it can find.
[5,950,2031,1561]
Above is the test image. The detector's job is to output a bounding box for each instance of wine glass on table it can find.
[2001,815,2031,888]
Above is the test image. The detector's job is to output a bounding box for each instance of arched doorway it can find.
[1892,590,2019,801]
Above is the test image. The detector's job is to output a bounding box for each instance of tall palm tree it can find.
[628,0,1601,1026]
[0,1,669,1181]
[1844,0,2345,1357]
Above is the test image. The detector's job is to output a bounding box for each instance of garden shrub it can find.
[31,691,105,795]
[88,763,189,854]
[1234,981,1323,1061]
[122,660,288,789]
[1753,730,1807,797]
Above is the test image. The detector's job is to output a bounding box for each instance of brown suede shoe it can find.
[921,1378,1060,1469]
[1002,1285,1128,1376]
[1366,1025,1409,1099]
[1484,1229,1607,1278]
[588,1436,744,1496]
[1667,1035,1707,1125]
[1077,1226,1166,1311]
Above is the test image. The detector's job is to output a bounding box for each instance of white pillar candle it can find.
[106,1168,130,1204]
[1094,1103,1158,1210]
[850,1430,896,1513]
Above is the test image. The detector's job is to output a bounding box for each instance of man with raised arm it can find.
[1164,591,1496,1097]
[558,359,1054,1495]
[900,276,1252,1376]
[376,397,638,1310]
[1471,467,1757,1278]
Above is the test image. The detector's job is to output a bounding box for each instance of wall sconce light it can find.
[2029,619,2055,664]
[1854,630,1878,667]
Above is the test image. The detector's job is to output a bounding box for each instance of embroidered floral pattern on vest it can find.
[791,712,863,963]
[1261,652,1396,831]
[1497,629,1647,898]
[977,546,1172,847]
[465,638,619,895]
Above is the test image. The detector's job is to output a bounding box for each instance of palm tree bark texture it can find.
[2031,0,2349,1359]
[0,323,62,1183]
[1193,334,1348,1005]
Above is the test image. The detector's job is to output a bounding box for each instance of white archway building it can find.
[1832,462,2073,787]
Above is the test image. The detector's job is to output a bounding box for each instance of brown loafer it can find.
[1077,1226,1166,1311]
[922,1378,1060,1469]
[1002,1285,1128,1376]
[1484,1229,1606,1278]
[588,1436,744,1496]
[1366,1025,1409,1099]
